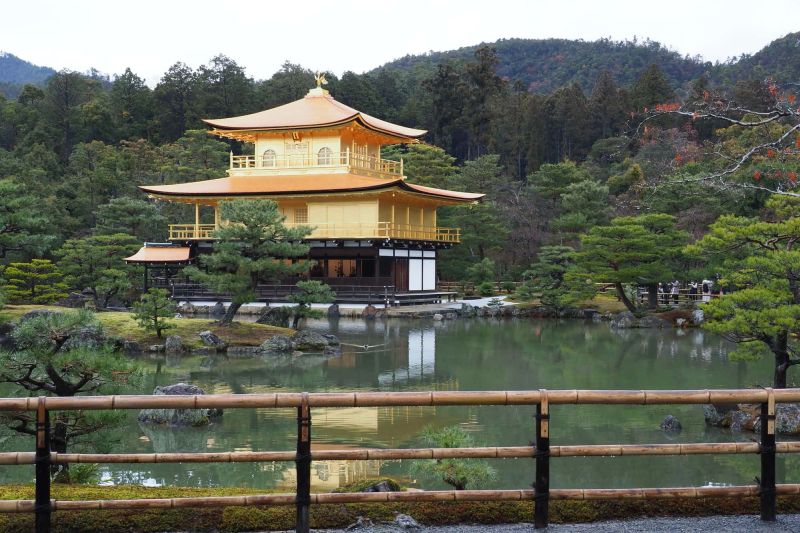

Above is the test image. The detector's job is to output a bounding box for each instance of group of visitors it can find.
[652,278,721,305]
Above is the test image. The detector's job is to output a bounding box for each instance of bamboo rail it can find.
[1,388,793,531]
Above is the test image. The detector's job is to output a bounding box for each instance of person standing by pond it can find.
[671,280,680,304]
[702,279,713,303]
[689,281,699,301]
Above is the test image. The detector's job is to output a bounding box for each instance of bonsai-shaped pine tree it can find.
[574,214,688,312]
[687,196,800,388]
[2,259,69,304]
[410,425,497,490]
[0,310,139,481]
[184,200,312,325]
[515,245,596,310]
[288,280,335,328]
[132,288,177,338]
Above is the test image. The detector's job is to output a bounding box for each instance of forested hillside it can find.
[0,33,798,295]
[0,52,55,99]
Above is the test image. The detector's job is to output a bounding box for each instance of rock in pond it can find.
[692,309,705,325]
[259,334,295,354]
[164,335,183,354]
[610,311,636,329]
[705,403,800,435]
[637,315,670,329]
[362,304,378,320]
[327,303,340,318]
[137,383,222,426]
[256,306,291,327]
[660,415,682,432]
[394,513,422,529]
[293,329,337,351]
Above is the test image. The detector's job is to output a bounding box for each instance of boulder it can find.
[582,309,599,320]
[60,325,107,352]
[56,292,93,308]
[164,335,183,354]
[259,334,295,354]
[256,306,291,327]
[198,330,227,350]
[345,517,374,530]
[362,304,378,320]
[636,315,669,329]
[692,309,705,325]
[705,403,800,435]
[660,415,682,432]
[676,318,687,327]
[394,513,422,529]
[176,301,196,315]
[609,311,636,329]
[432,313,444,321]
[361,480,398,492]
[292,329,332,351]
[137,383,223,426]
[210,301,226,320]
[148,344,165,353]
[226,346,261,357]
[122,340,141,356]
[327,303,340,318]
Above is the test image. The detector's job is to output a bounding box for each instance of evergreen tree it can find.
[687,197,800,388]
[551,179,611,236]
[515,246,595,309]
[2,259,68,304]
[382,143,457,188]
[575,214,688,312]
[630,64,675,110]
[110,68,153,140]
[589,71,628,138]
[184,200,311,325]
[94,197,167,241]
[255,62,317,109]
[154,62,198,141]
[0,178,55,261]
[0,310,138,480]
[196,54,254,118]
[288,280,335,328]
[132,288,176,338]
[410,426,497,490]
[56,233,140,309]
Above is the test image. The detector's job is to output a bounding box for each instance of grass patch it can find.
[0,305,292,349]
[2,484,800,531]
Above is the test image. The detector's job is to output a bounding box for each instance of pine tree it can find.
[516,246,596,309]
[132,288,176,338]
[2,259,68,304]
[184,200,312,325]
[288,280,335,328]
[575,214,688,312]
[630,64,675,110]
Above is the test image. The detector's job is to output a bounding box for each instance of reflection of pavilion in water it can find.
[378,327,436,387]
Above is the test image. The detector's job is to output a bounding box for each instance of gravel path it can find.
[274,514,800,532]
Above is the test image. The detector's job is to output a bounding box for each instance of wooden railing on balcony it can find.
[230,151,403,177]
[168,222,460,243]
[0,388,794,532]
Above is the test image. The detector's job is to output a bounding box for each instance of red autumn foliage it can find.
[789,171,798,183]
[767,148,777,158]
[754,171,762,181]
[655,103,681,112]
[789,94,797,105]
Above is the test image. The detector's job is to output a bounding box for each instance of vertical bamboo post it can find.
[760,388,776,521]
[534,391,550,529]
[295,392,311,533]
[35,397,51,533]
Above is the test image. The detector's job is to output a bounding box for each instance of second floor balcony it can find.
[228,150,404,179]
[168,222,460,243]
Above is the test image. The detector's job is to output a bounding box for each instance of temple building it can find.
[126,80,483,304]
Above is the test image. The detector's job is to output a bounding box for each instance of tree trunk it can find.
[773,331,790,389]
[646,283,659,310]
[614,282,636,313]
[51,415,69,479]
[218,302,242,325]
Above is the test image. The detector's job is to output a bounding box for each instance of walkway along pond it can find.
[0,388,798,532]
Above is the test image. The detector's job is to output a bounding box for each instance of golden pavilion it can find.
[126,81,483,303]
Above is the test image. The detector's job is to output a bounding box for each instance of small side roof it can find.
[125,246,191,263]
[203,89,426,140]
[139,175,483,203]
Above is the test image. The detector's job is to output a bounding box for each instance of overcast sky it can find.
[2,0,797,85]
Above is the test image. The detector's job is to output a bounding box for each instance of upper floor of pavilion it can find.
[204,81,424,180]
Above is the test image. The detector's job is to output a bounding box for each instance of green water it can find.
[2,318,796,492]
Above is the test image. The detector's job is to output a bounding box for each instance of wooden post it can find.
[534,392,550,529]
[35,397,51,533]
[760,389,776,521]
[295,392,311,533]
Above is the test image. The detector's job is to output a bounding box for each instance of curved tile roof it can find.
[203,91,426,139]
[139,175,482,202]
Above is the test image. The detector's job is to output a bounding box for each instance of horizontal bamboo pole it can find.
[7,484,800,513]
[28,442,779,465]
[4,389,800,412]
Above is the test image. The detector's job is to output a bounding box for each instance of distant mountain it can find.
[0,51,55,98]
[714,32,800,85]
[373,37,712,94]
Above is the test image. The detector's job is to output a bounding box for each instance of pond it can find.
[1,317,794,492]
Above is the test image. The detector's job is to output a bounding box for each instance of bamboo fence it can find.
[0,388,793,532]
